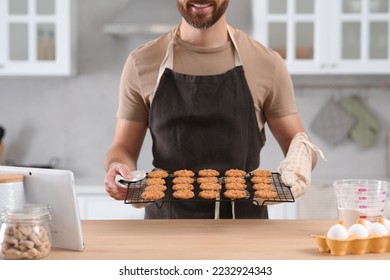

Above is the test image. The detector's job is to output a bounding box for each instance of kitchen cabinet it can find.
[0,0,76,76]
[252,0,390,74]
[76,186,145,220]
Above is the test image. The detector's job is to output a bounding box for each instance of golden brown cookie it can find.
[254,190,278,199]
[172,190,195,200]
[141,190,165,200]
[146,178,166,186]
[251,170,272,177]
[250,176,272,184]
[173,169,195,177]
[252,183,273,191]
[144,184,167,192]
[199,183,222,191]
[224,169,246,177]
[225,183,247,190]
[197,176,219,184]
[172,184,194,191]
[223,189,247,199]
[172,177,195,184]
[224,177,246,184]
[148,170,169,178]
[198,169,220,177]
[198,190,219,200]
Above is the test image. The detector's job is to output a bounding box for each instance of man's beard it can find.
[176,0,229,29]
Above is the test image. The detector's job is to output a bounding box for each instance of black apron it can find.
[146,26,267,219]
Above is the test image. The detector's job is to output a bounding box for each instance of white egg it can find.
[367,222,389,237]
[327,224,349,240]
[348,223,369,238]
[382,218,390,229]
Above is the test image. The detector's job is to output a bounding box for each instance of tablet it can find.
[0,165,85,251]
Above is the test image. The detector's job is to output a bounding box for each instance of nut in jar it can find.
[0,204,52,260]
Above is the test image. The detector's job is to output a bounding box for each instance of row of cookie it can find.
[141,176,167,200]
[147,168,274,179]
[251,171,278,199]
[196,169,222,200]
[171,170,198,200]
[198,169,219,200]
[221,169,248,200]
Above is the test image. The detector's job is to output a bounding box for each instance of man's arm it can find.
[104,119,147,200]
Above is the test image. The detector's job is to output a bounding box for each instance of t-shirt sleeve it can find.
[263,52,297,119]
[116,53,149,122]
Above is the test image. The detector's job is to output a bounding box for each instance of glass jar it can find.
[0,174,25,212]
[0,204,52,260]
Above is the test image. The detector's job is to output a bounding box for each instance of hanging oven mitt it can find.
[310,98,356,146]
[276,132,326,199]
[339,95,381,149]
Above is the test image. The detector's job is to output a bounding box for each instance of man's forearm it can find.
[104,145,137,172]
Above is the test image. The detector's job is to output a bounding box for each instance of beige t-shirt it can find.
[117,26,297,142]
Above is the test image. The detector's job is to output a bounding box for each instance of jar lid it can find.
[0,173,24,183]
[0,204,51,223]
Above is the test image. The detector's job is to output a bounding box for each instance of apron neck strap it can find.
[157,25,242,81]
[227,25,242,67]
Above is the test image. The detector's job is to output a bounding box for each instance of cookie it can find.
[198,169,220,177]
[172,184,194,191]
[251,170,272,177]
[141,190,165,200]
[144,184,167,192]
[225,183,247,190]
[173,169,195,177]
[223,189,247,199]
[224,169,246,177]
[224,177,246,184]
[199,190,219,200]
[250,176,272,184]
[148,170,169,178]
[254,190,278,199]
[252,183,273,191]
[172,190,195,200]
[172,177,194,184]
[199,183,222,191]
[146,178,165,185]
[197,177,219,184]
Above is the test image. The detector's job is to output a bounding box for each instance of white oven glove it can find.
[276,132,325,199]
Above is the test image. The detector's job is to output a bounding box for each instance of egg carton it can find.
[313,234,390,256]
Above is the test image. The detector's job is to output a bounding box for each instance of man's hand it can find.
[104,163,133,200]
[277,132,324,199]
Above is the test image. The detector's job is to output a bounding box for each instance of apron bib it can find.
[146,26,267,219]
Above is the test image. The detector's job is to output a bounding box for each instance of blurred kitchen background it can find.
[1,0,390,219]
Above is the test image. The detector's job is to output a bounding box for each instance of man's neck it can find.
[178,17,229,49]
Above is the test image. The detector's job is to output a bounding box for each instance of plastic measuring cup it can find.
[333,179,388,227]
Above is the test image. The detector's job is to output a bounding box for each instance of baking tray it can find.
[123,172,294,208]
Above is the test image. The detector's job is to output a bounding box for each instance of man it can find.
[104,0,318,219]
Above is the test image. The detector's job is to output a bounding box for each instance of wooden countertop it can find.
[48,219,390,260]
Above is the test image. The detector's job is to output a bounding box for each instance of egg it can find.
[367,222,389,237]
[348,223,369,238]
[327,224,349,240]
